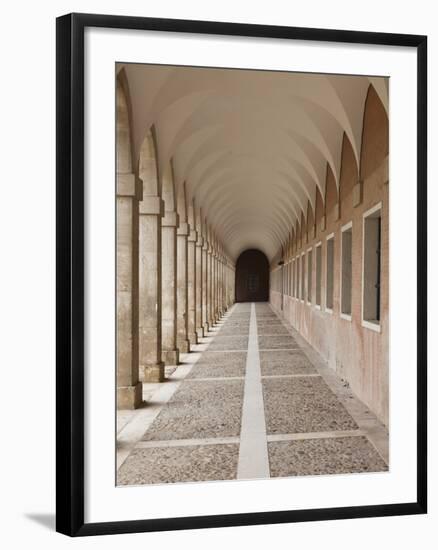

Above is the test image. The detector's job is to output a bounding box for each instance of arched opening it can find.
[235,249,269,302]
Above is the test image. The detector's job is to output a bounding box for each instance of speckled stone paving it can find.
[117,302,388,486]
[257,325,291,335]
[187,351,247,378]
[118,443,239,485]
[262,376,358,434]
[143,379,244,440]
[208,335,249,351]
[258,335,298,349]
[268,437,387,477]
[260,350,317,376]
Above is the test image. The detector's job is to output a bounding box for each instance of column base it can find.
[117,382,143,410]
[163,349,180,366]
[196,327,204,339]
[189,333,198,346]
[140,362,165,383]
[177,339,190,353]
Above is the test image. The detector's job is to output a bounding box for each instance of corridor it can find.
[117,303,387,485]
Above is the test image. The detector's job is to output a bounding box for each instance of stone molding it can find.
[177,221,190,236]
[116,173,136,197]
[162,211,180,227]
[188,229,198,242]
[139,195,164,216]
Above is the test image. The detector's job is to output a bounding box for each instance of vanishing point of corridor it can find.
[117,303,388,485]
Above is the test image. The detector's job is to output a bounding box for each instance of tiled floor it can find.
[117,302,388,485]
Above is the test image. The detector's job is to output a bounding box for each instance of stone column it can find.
[187,229,198,345]
[195,234,204,339]
[219,258,224,315]
[207,247,214,327]
[176,222,190,354]
[161,211,179,365]
[138,195,164,382]
[214,254,219,322]
[202,240,209,334]
[117,173,142,409]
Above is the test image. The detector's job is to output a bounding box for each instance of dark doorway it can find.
[235,249,269,302]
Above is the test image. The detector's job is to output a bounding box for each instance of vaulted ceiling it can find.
[119,63,388,262]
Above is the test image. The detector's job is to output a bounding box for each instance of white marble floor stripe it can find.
[267,429,365,442]
[261,373,321,379]
[258,348,300,352]
[135,436,240,449]
[237,303,270,480]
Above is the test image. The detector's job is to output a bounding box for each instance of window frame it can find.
[340,221,353,321]
[361,202,383,333]
[325,232,335,314]
[315,241,322,310]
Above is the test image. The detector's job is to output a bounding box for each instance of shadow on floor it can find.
[25,513,55,531]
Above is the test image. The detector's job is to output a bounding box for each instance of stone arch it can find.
[116,70,135,175]
[339,133,359,218]
[360,85,389,184]
[161,160,177,213]
[325,163,338,223]
[138,127,160,196]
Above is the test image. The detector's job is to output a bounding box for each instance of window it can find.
[326,234,334,311]
[341,223,353,318]
[296,256,300,299]
[363,204,382,330]
[307,248,312,303]
[301,253,305,300]
[292,259,295,297]
[295,257,299,298]
[316,243,322,307]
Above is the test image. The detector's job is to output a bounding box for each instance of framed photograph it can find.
[56,13,427,536]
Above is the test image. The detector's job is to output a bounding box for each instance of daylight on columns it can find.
[116,63,389,484]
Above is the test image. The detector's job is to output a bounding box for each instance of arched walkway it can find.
[115,63,389,485]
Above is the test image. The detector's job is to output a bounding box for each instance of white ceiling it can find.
[119,63,388,262]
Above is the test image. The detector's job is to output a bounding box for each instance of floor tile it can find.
[260,350,317,375]
[262,377,358,434]
[143,379,244,440]
[268,436,387,477]
[187,351,247,378]
[118,443,239,485]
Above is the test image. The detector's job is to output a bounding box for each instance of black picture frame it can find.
[56,12,427,537]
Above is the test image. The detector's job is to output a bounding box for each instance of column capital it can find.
[177,221,190,236]
[196,236,204,248]
[117,173,137,197]
[188,229,198,242]
[139,195,164,216]
[162,211,179,227]
[202,240,209,251]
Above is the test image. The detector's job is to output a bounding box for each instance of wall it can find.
[270,86,389,425]
[1,1,436,550]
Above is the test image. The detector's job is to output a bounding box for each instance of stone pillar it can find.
[207,247,214,327]
[187,229,198,345]
[117,173,142,409]
[219,258,224,315]
[176,222,190,354]
[161,211,179,365]
[214,254,219,322]
[195,234,204,339]
[139,195,165,382]
[202,241,209,333]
